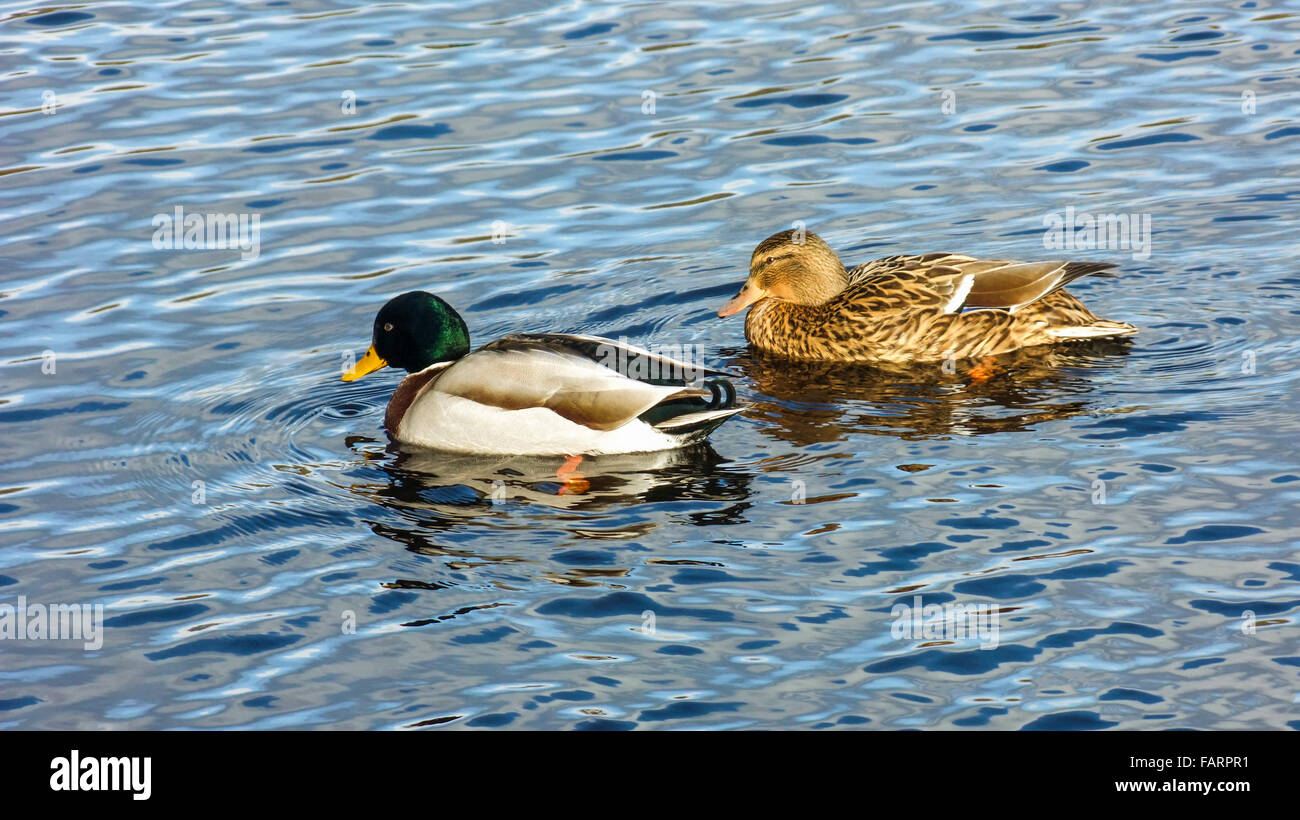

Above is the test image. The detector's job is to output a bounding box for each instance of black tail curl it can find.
[702,378,737,409]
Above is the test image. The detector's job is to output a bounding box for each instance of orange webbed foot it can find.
[968,356,1003,382]
[557,454,589,495]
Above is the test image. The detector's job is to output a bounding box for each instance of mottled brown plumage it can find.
[718,230,1137,363]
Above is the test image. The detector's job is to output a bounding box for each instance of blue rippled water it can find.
[1,0,1298,730]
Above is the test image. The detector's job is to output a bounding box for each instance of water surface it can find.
[2,0,1298,730]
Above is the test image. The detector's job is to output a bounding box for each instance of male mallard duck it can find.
[341,291,743,455]
[718,230,1137,363]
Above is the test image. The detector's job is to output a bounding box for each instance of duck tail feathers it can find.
[652,406,745,439]
[1047,320,1138,339]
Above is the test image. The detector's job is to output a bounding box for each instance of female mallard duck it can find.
[342,291,743,455]
[718,230,1137,363]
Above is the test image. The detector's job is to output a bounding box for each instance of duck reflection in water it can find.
[345,441,756,589]
[728,337,1135,446]
[349,439,755,518]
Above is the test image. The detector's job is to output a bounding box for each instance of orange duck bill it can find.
[717,281,768,317]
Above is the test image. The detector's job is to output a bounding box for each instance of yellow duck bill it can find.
[341,345,387,382]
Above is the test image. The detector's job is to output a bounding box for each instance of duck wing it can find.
[430,334,737,432]
[847,255,1117,313]
[496,333,739,384]
[950,258,1116,312]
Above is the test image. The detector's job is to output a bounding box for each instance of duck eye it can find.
[383,323,393,332]
[765,256,775,266]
